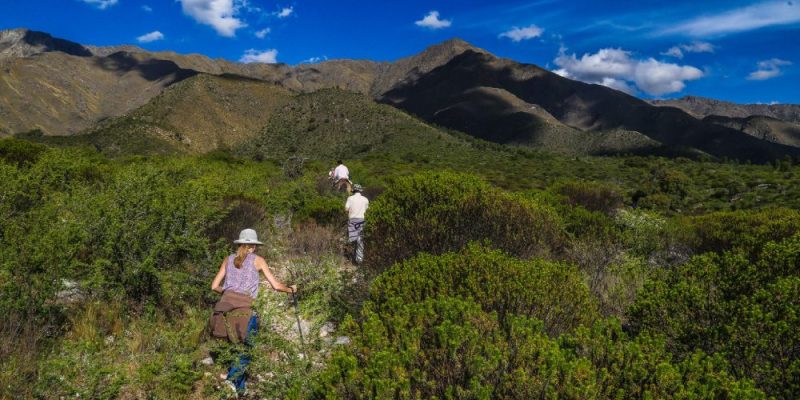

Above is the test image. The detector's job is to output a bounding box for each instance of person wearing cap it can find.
[210,228,296,394]
[345,184,369,264]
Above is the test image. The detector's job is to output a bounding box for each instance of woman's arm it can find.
[255,257,296,294]
[211,258,227,293]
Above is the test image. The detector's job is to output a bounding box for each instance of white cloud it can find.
[255,28,270,39]
[747,58,792,80]
[137,31,165,43]
[415,11,452,29]
[79,0,118,9]
[240,49,278,64]
[661,41,715,59]
[178,0,247,37]
[634,59,705,95]
[499,24,544,42]
[554,47,704,96]
[142,5,153,12]
[275,6,293,18]
[661,1,800,37]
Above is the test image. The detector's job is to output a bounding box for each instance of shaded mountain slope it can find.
[650,96,800,123]
[0,28,92,58]
[704,115,800,148]
[381,50,800,162]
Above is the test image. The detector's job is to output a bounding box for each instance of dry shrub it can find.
[288,221,342,265]
[566,240,646,319]
[555,180,624,215]
[0,314,46,399]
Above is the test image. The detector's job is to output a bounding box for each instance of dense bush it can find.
[0,138,48,167]
[628,233,800,398]
[683,207,800,256]
[725,276,800,399]
[371,244,597,335]
[314,296,763,399]
[365,171,565,271]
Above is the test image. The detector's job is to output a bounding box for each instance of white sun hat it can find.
[233,228,263,245]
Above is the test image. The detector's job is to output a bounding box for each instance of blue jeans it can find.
[226,315,258,391]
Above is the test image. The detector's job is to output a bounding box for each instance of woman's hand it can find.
[288,284,298,294]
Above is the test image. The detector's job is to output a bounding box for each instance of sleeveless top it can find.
[222,253,260,299]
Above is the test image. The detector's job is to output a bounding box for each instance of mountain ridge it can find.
[2,28,799,162]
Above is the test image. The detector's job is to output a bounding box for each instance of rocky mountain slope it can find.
[650,96,800,149]
[650,96,800,123]
[2,28,799,161]
[703,115,800,148]
[380,50,799,162]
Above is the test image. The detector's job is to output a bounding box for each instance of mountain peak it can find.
[420,37,487,58]
[0,28,92,58]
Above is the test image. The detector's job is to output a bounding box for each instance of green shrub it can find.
[370,244,597,335]
[725,276,800,399]
[365,171,565,271]
[683,208,800,256]
[315,297,762,399]
[0,138,48,167]
[294,195,347,226]
[628,233,800,398]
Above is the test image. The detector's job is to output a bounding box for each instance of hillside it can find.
[2,29,800,162]
[704,114,800,148]
[380,50,800,162]
[0,50,196,136]
[650,95,800,123]
[238,88,473,161]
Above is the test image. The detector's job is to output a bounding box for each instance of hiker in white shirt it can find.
[333,160,349,181]
[329,160,352,193]
[345,184,369,264]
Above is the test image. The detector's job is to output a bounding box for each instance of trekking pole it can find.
[291,291,307,351]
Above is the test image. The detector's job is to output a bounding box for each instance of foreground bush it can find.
[371,244,597,335]
[628,233,800,398]
[314,296,763,399]
[365,171,565,271]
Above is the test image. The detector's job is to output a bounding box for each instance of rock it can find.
[56,279,84,304]
[334,336,351,345]
[201,357,214,366]
[319,322,335,338]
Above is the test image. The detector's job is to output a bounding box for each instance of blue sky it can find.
[2,0,798,103]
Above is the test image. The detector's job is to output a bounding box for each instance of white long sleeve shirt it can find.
[345,193,369,219]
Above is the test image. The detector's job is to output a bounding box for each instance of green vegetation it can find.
[2,135,800,399]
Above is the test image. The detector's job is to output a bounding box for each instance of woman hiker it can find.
[210,228,297,394]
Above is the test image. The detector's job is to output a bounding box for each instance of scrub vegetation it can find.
[2,136,799,399]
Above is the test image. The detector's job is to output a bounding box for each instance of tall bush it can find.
[371,244,597,335]
[365,171,565,271]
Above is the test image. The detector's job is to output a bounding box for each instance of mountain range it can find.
[2,28,799,162]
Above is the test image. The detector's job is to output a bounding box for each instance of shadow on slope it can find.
[381,50,800,163]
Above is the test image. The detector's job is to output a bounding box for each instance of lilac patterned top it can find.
[222,253,260,298]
